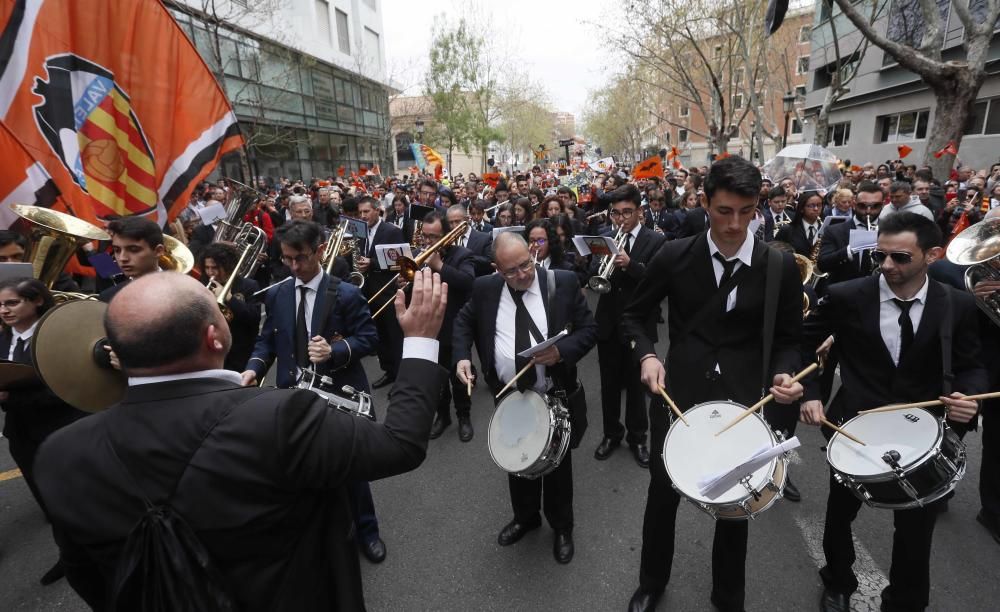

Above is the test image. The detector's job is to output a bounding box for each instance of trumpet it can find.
[368,221,469,318]
[587,227,627,293]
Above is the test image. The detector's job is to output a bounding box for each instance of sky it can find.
[380,0,613,125]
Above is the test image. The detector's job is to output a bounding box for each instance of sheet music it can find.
[696,437,801,499]
[848,229,878,253]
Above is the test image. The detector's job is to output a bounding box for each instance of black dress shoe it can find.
[361,537,387,563]
[553,529,574,564]
[39,560,64,586]
[372,374,395,389]
[784,475,802,503]
[628,586,664,612]
[429,416,451,439]
[458,416,474,442]
[630,443,650,468]
[497,517,541,546]
[977,509,1000,545]
[819,588,851,612]
[594,436,620,460]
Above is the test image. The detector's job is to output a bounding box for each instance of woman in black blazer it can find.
[775,190,824,256]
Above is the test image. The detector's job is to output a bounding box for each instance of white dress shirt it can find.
[879,275,928,366]
[8,321,39,361]
[706,231,755,313]
[294,272,324,338]
[802,220,820,245]
[367,218,382,256]
[538,256,551,270]
[494,275,549,393]
[623,222,641,252]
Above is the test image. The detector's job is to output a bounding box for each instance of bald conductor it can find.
[32,270,449,611]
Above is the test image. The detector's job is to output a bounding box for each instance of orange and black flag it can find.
[0,121,63,227]
[0,0,243,226]
[632,154,664,179]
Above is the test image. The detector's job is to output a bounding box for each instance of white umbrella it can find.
[762,144,842,193]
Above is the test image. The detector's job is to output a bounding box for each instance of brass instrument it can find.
[11,204,109,288]
[347,234,365,287]
[208,243,254,322]
[794,254,814,316]
[160,235,195,274]
[773,213,791,238]
[322,218,351,276]
[213,180,262,243]
[587,227,627,293]
[947,218,1000,326]
[368,221,469,318]
[806,223,829,288]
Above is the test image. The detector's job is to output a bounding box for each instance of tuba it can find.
[160,235,195,274]
[587,227,628,294]
[947,218,1000,326]
[12,204,109,289]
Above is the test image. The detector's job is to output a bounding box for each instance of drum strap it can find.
[760,248,783,394]
[939,283,954,396]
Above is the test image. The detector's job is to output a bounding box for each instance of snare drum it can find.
[827,409,966,509]
[296,368,375,420]
[488,390,570,479]
[662,400,787,520]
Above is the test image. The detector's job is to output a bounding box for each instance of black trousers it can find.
[638,399,747,612]
[981,399,1000,520]
[373,303,402,379]
[508,451,573,530]
[764,401,799,438]
[436,343,471,421]
[820,470,940,611]
[598,338,648,444]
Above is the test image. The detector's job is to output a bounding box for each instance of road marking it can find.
[794,515,888,612]
[0,468,22,482]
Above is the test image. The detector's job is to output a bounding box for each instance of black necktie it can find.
[12,337,25,363]
[624,233,633,255]
[892,298,915,362]
[713,252,738,286]
[511,289,538,392]
[296,286,310,367]
[807,226,816,243]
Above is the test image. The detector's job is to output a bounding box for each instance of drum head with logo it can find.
[663,400,777,504]
[488,390,551,472]
[828,409,941,477]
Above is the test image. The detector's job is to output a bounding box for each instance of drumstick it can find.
[467,378,473,397]
[495,360,535,399]
[658,386,688,426]
[858,390,1000,414]
[821,418,865,446]
[715,362,820,436]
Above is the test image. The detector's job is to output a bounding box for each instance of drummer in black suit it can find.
[621,156,804,612]
[801,212,987,612]
[453,232,597,564]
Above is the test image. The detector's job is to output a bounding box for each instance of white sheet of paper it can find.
[697,436,801,499]
[198,202,227,226]
[374,243,412,269]
[516,329,569,358]
[848,229,878,253]
[572,235,619,257]
[492,226,524,240]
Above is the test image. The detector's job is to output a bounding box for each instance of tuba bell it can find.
[11,204,109,288]
[160,235,195,274]
[947,218,1000,326]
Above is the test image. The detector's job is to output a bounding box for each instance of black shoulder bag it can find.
[545,269,589,449]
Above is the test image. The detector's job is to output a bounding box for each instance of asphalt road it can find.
[2,303,999,611]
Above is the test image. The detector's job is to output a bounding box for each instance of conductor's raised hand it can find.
[639,355,665,395]
[770,373,804,404]
[396,267,448,339]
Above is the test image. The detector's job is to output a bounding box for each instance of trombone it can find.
[207,245,254,322]
[367,221,469,318]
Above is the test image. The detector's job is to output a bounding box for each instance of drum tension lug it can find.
[739,475,761,501]
[882,449,921,503]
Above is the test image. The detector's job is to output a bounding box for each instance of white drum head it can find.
[828,409,940,476]
[488,390,551,472]
[663,401,777,504]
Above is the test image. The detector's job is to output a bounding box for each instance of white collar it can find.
[294,271,324,292]
[128,369,243,387]
[369,217,381,235]
[706,230,755,266]
[11,320,39,344]
[802,218,820,230]
[879,274,929,304]
[627,223,641,240]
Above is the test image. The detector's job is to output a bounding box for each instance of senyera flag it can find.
[0,0,243,226]
[0,120,62,227]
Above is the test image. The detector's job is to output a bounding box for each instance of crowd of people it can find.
[3,152,1000,612]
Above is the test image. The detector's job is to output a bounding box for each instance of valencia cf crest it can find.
[31,54,157,218]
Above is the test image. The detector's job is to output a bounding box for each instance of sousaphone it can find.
[11,204,109,288]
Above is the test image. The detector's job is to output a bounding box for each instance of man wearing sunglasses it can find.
[801,212,987,612]
[592,184,666,468]
[818,181,885,284]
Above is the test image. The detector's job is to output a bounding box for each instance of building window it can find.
[364,27,381,65]
[799,26,811,43]
[827,121,851,146]
[960,98,1000,135]
[315,1,332,45]
[876,110,930,142]
[796,56,810,74]
[819,0,833,21]
[795,85,807,99]
[733,93,744,110]
[734,68,744,84]
[678,129,688,143]
[336,9,350,55]
[791,118,803,134]
[362,0,377,8]
[884,0,950,65]
[679,104,689,117]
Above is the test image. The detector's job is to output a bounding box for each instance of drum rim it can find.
[487,389,562,474]
[827,408,945,478]
[663,399,780,504]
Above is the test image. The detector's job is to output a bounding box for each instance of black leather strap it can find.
[760,248,783,393]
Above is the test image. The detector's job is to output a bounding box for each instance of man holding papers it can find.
[818,181,885,284]
[453,232,597,564]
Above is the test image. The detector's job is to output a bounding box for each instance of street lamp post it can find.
[781,92,796,151]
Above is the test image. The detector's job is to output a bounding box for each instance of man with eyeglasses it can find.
[819,181,885,284]
[801,212,986,612]
[592,184,666,468]
[453,232,597,564]
[446,204,493,277]
[242,220,388,565]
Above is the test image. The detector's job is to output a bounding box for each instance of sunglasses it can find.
[872,250,913,265]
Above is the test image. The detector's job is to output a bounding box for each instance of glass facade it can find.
[169,6,392,181]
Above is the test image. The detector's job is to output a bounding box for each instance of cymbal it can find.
[32,300,125,412]
[0,361,38,390]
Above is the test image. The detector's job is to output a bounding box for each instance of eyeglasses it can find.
[872,250,913,265]
[529,238,548,245]
[0,298,24,309]
[280,252,316,265]
[500,260,534,278]
[609,209,636,218]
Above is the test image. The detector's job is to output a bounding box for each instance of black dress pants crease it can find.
[598,338,648,445]
[436,343,471,420]
[981,399,1000,520]
[508,451,573,530]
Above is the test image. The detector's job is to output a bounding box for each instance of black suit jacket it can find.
[643,208,671,234]
[430,245,475,353]
[453,269,597,395]
[34,360,447,612]
[594,225,666,343]
[803,276,987,424]
[362,221,405,307]
[817,217,870,285]
[774,220,814,256]
[622,233,802,410]
[464,229,493,277]
[217,276,261,373]
[677,206,709,239]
